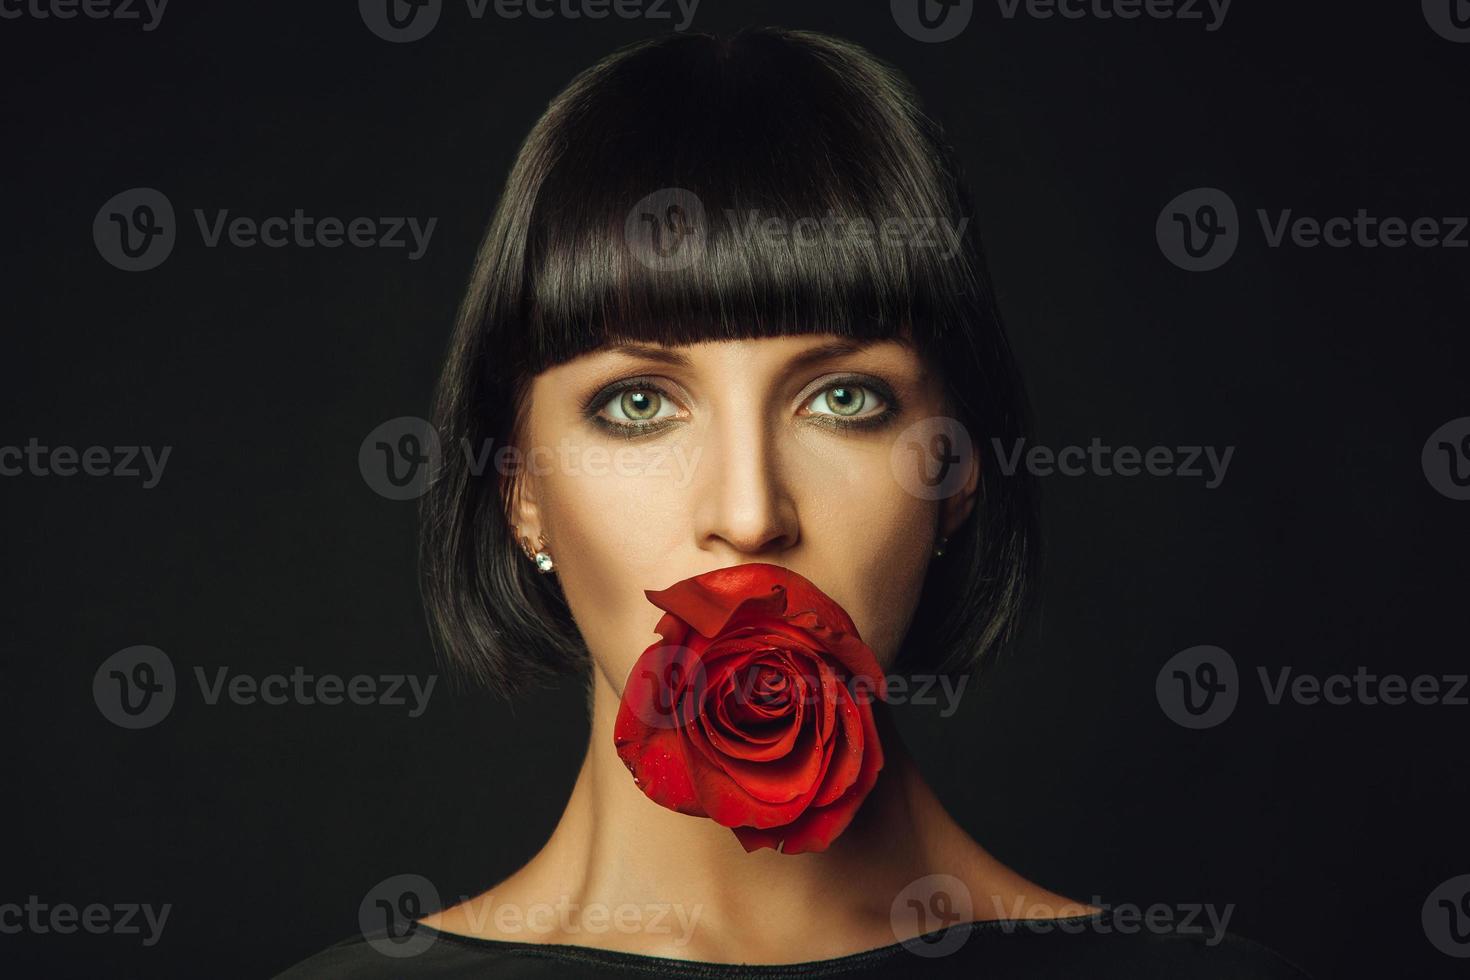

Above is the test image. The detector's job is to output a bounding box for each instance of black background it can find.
[3,1,1467,977]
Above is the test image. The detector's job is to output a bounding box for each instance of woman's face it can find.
[510,333,976,692]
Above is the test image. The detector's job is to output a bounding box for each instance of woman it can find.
[280,27,1308,978]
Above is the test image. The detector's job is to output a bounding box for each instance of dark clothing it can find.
[275,909,1311,978]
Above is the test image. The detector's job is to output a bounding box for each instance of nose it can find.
[693,405,800,558]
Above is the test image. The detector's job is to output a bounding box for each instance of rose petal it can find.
[684,706,832,820]
[645,570,788,640]
[769,691,885,854]
[613,642,707,816]
[808,685,863,808]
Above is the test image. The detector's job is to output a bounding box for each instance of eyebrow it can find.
[603,338,902,371]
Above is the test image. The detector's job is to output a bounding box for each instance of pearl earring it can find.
[933,535,949,558]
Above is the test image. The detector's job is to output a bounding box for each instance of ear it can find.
[938,451,980,540]
[501,452,545,551]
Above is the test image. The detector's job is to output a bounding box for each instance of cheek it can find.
[534,446,694,689]
[787,441,935,670]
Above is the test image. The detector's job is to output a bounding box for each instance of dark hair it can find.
[420,27,1038,698]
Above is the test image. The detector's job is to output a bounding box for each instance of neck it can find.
[498,673,1009,960]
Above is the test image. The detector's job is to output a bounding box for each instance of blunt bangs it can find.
[505,28,983,380]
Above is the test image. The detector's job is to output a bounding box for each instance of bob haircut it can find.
[420,27,1038,699]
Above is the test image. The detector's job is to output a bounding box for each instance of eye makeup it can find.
[580,376,684,440]
[578,372,905,440]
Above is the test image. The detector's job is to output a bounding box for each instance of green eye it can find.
[805,382,887,421]
[822,386,865,417]
[619,390,660,421]
[599,386,676,424]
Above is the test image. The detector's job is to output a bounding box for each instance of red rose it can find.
[613,562,887,854]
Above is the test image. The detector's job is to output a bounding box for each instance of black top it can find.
[274,909,1312,978]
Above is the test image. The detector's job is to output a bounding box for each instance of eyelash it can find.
[581,375,903,439]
